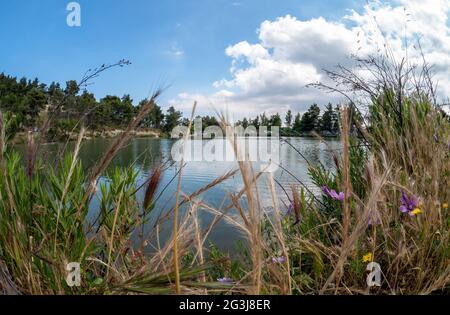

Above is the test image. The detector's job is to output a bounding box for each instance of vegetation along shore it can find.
[1,64,344,143]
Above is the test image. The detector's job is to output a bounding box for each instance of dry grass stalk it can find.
[191,203,207,293]
[143,163,163,211]
[291,185,302,225]
[340,107,351,245]
[320,165,391,294]
[172,102,197,294]
[76,92,160,218]
[267,173,291,294]
[216,113,263,294]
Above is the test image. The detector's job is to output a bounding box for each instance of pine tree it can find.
[251,116,260,129]
[23,88,47,125]
[241,117,249,129]
[285,110,292,128]
[270,113,282,127]
[320,103,334,132]
[293,113,302,133]
[300,104,321,132]
[163,106,182,133]
[260,113,269,126]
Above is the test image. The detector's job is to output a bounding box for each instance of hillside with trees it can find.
[0,73,179,141]
[1,72,343,141]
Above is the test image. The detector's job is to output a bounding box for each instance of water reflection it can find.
[24,137,341,254]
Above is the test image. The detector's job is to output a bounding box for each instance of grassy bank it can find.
[0,52,449,295]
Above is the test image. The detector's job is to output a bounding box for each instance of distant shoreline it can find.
[11,128,344,145]
[10,128,162,145]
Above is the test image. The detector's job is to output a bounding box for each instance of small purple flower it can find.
[272,256,286,264]
[322,186,345,201]
[285,202,301,225]
[217,277,234,284]
[285,203,294,216]
[399,191,419,215]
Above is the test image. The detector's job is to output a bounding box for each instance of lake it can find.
[37,137,341,254]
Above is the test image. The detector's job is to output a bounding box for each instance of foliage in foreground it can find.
[0,150,219,294]
[0,51,449,295]
[290,99,449,294]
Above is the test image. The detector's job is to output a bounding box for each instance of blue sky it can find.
[0,0,362,107]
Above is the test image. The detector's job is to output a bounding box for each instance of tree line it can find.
[0,72,342,138]
[235,104,341,136]
[0,73,186,137]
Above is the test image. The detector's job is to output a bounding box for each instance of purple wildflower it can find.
[284,202,300,225]
[322,186,345,201]
[285,203,294,216]
[399,191,419,215]
[217,277,234,284]
[272,256,286,264]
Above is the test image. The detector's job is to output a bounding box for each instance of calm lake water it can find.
[36,137,341,254]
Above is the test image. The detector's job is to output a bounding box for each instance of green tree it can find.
[320,103,334,132]
[141,102,164,129]
[64,80,79,97]
[251,116,260,129]
[201,115,219,130]
[63,80,80,113]
[269,113,282,127]
[332,105,340,134]
[285,110,292,128]
[48,82,64,108]
[120,94,134,125]
[96,96,116,127]
[23,88,47,125]
[260,113,269,126]
[163,106,182,133]
[0,94,19,112]
[18,77,28,95]
[300,104,321,132]
[293,113,302,133]
[241,117,249,129]
[79,91,97,125]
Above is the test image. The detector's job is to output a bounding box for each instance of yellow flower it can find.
[443,203,448,209]
[411,208,422,216]
[362,253,373,263]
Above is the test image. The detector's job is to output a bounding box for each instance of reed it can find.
[172,102,197,294]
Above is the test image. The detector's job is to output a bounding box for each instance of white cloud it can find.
[170,0,450,118]
[258,16,358,69]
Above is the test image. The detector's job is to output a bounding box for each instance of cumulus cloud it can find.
[169,0,450,119]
